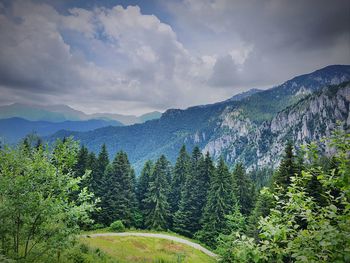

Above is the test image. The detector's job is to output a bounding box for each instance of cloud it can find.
[0,1,216,114]
[166,0,350,88]
[0,0,349,114]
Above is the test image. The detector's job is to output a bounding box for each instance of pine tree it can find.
[75,145,89,176]
[97,144,109,177]
[273,141,297,192]
[143,155,170,231]
[90,144,109,195]
[100,151,137,227]
[71,145,90,201]
[137,161,153,214]
[232,162,255,215]
[90,144,109,225]
[173,147,210,237]
[197,158,235,247]
[169,145,190,215]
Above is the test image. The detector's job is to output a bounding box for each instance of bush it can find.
[110,220,125,232]
[91,223,105,230]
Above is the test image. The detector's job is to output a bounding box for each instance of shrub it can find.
[110,220,125,232]
[91,223,105,230]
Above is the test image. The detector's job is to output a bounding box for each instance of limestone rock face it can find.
[203,84,350,170]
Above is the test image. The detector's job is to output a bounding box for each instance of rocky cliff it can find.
[203,82,350,170]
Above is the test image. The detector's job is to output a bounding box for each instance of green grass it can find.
[82,228,211,250]
[80,235,216,263]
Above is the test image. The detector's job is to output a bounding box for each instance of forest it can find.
[0,128,349,262]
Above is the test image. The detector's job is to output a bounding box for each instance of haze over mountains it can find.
[44,65,350,173]
[0,103,162,125]
[0,103,163,143]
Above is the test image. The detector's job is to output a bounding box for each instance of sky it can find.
[0,0,349,115]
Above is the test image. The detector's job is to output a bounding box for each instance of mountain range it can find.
[0,103,163,143]
[0,103,162,125]
[0,117,123,144]
[46,65,350,173]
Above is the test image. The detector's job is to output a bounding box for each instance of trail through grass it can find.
[81,235,216,263]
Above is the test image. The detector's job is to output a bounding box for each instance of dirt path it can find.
[82,232,218,258]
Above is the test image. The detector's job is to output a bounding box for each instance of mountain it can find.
[0,118,122,144]
[226,88,262,102]
[0,104,162,125]
[0,103,86,122]
[47,65,350,173]
[138,111,163,123]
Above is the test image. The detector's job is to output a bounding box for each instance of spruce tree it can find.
[169,145,190,215]
[197,158,235,247]
[86,152,97,187]
[273,141,297,192]
[90,144,109,195]
[100,151,137,227]
[137,161,153,214]
[232,162,255,215]
[90,144,109,224]
[173,147,210,237]
[74,145,89,178]
[143,155,170,231]
[71,145,90,201]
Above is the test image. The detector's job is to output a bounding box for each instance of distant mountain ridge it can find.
[0,117,122,144]
[47,65,350,173]
[0,103,162,125]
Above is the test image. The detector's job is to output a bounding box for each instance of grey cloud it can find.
[168,0,350,88]
[0,0,349,115]
[209,55,239,86]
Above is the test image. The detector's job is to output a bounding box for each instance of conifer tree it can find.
[137,161,153,214]
[97,144,109,178]
[273,141,297,192]
[197,151,214,214]
[86,151,97,183]
[91,144,109,195]
[173,147,209,236]
[74,145,89,178]
[197,158,235,247]
[100,151,137,227]
[169,145,190,215]
[143,155,170,231]
[232,162,255,215]
[90,144,109,224]
[71,145,90,201]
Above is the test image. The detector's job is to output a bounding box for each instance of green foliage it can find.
[232,162,255,215]
[137,160,153,226]
[169,145,190,215]
[100,151,137,227]
[143,155,171,231]
[61,242,118,263]
[196,158,235,247]
[273,141,297,192]
[109,220,125,232]
[217,129,350,262]
[173,147,211,237]
[246,187,275,240]
[90,144,109,225]
[0,138,96,262]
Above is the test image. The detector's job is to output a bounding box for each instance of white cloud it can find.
[0,1,220,115]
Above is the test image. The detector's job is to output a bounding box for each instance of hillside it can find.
[47,65,350,172]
